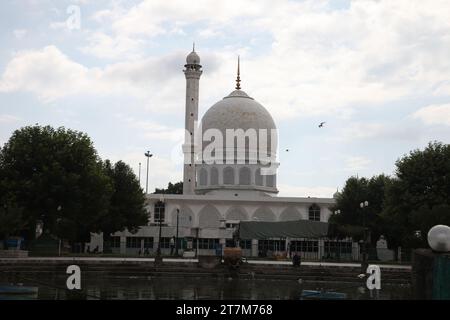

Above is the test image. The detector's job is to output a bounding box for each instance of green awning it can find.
[238,220,330,240]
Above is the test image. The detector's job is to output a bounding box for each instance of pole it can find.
[138,162,141,185]
[146,156,149,194]
[144,151,153,194]
[175,208,180,256]
[360,201,369,273]
[157,209,162,257]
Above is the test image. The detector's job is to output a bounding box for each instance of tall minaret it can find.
[182,44,202,194]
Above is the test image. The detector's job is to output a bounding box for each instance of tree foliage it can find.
[154,181,183,194]
[332,142,450,250]
[381,141,450,248]
[329,174,393,245]
[0,125,147,247]
[99,160,148,250]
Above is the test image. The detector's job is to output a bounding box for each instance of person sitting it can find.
[170,236,175,256]
[292,252,301,267]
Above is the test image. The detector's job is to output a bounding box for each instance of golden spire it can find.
[235,55,241,90]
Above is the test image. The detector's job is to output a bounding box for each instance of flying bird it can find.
[285,149,290,152]
[319,122,326,128]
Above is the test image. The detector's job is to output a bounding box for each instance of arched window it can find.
[210,167,219,185]
[255,168,263,186]
[223,166,235,185]
[199,168,207,186]
[154,201,165,223]
[308,204,321,221]
[239,167,251,185]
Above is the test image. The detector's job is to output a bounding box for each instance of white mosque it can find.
[90,48,347,259]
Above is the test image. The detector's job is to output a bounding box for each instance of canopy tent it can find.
[237,220,365,240]
[238,220,329,240]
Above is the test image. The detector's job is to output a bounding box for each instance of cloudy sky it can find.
[1,0,450,197]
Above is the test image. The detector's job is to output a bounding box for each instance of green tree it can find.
[154,181,183,194]
[330,174,393,246]
[0,202,25,248]
[0,158,26,247]
[99,160,148,252]
[382,141,450,248]
[0,125,113,248]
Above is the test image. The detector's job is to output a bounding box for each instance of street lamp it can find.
[144,151,153,194]
[334,209,341,215]
[56,205,62,256]
[157,196,164,257]
[175,207,180,256]
[360,201,369,272]
[138,162,141,185]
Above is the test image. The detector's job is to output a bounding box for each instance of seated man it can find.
[292,252,301,267]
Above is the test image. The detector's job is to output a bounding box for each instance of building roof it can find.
[147,193,335,204]
[238,220,329,239]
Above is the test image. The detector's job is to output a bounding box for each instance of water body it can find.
[0,275,411,300]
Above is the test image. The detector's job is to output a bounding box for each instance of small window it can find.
[126,237,141,248]
[154,201,165,223]
[308,204,321,221]
[110,236,121,248]
[143,237,154,249]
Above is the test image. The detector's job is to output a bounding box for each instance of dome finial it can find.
[235,55,241,90]
[193,41,195,52]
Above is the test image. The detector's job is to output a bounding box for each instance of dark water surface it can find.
[1,275,411,300]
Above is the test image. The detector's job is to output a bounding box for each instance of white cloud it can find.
[0,46,90,101]
[103,151,182,191]
[75,0,450,118]
[413,103,450,126]
[335,121,422,143]
[80,32,146,59]
[13,29,27,39]
[116,114,185,143]
[3,0,450,122]
[345,156,371,171]
[0,46,221,114]
[0,114,22,123]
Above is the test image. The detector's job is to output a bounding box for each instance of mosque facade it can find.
[90,48,350,259]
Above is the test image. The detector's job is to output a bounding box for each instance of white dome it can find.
[201,89,277,155]
[197,88,278,196]
[186,51,200,64]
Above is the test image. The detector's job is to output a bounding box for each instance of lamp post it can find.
[144,151,153,194]
[57,205,62,256]
[138,162,141,185]
[360,200,369,272]
[334,209,341,215]
[157,196,164,257]
[175,207,180,256]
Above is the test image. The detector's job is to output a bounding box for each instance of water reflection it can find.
[2,276,412,300]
